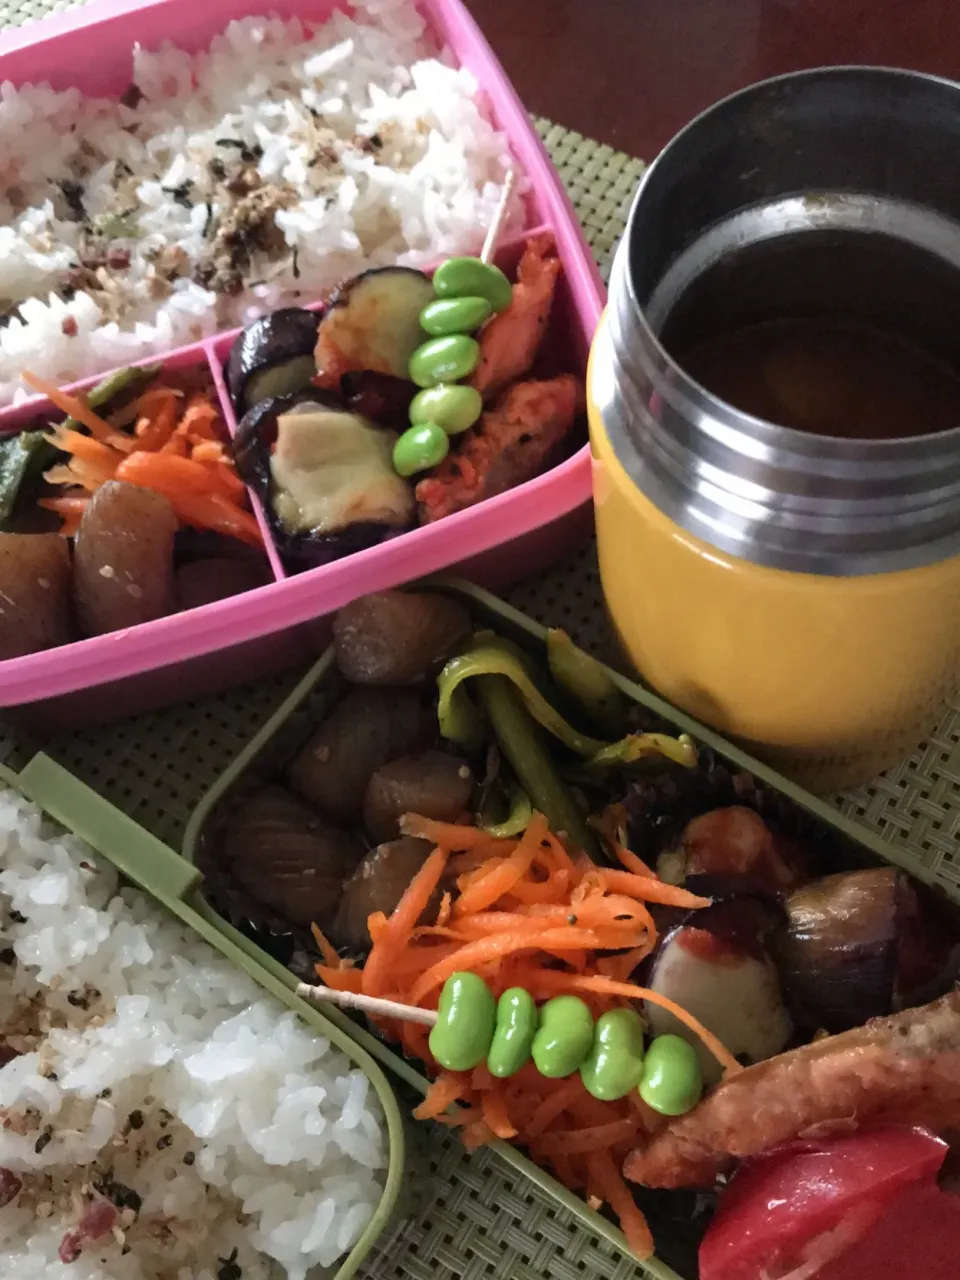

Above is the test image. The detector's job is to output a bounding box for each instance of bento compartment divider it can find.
[201,336,288,582]
[17,752,202,903]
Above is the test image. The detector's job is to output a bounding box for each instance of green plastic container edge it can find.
[181,572,948,1280]
[7,752,409,1280]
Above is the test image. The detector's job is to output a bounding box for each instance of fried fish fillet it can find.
[623,990,960,1189]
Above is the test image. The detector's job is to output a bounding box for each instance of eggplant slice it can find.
[313,267,435,387]
[233,390,415,568]
[225,308,321,414]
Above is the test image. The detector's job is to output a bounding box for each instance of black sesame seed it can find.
[0,948,15,965]
[156,1135,173,1151]
[8,911,25,924]
[183,1151,196,1167]
[127,1110,144,1131]
[34,1128,52,1153]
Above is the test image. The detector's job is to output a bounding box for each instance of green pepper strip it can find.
[0,432,56,525]
[61,363,163,434]
[546,627,626,734]
[438,640,696,771]
[479,782,533,839]
[475,674,598,857]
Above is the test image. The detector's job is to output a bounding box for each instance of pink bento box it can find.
[0,0,604,728]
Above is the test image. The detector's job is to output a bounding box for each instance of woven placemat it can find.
[1,4,960,1279]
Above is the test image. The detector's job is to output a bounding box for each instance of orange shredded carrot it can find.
[480,1088,518,1139]
[135,393,179,450]
[363,844,449,998]
[44,427,120,468]
[454,813,546,915]
[594,867,712,909]
[585,1150,654,1260]
[326,810,740,1261]
[310,923,341,970]
[23,370,137,453]
[413,1073,465,1121]
[614,844,655,877]
[399,815,512,851]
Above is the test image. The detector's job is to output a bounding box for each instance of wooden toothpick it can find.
[297,982,438,1027]
[481,165,518,265]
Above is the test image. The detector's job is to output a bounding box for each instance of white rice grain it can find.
[0,789,387,1280]
[0,0,525,406]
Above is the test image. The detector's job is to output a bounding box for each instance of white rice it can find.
[0,0,525,405]
[0,788,387,1280]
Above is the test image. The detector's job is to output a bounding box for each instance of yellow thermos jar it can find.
[588,68,960,791]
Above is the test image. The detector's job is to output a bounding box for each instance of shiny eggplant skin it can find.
[232,391,414,570]
[225,308,321,414]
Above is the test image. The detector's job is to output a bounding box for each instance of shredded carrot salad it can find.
[23,369,262,546]
[314,811,741,1260]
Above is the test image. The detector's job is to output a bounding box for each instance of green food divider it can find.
[11,751,410,1280]
[179,574,938,1280]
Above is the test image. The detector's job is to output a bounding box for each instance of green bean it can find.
[639,1034,704,1116]
[428,972,497,1072]
[475,674,597,856]
[0,432,56,526]
[579,1008,646,1101]
[531,996,595,1078]
[487,987,538,1078]
[545,627,627,734]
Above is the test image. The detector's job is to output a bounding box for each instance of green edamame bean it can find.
[487,987,538,1078]
[409,384,483,435]
[639,1034,703,1116]
[428,972,497,1072]
[579,1008,646,1101]
[420,296,492,337]
[409,335,480,388]
[433,257,514,312]
[531,995,594,1078]
[393,422,449,477]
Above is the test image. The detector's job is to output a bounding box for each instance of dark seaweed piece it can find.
[119,84,144,110]
[162,182,194,210]
[217,1248,242,1280]
[58,179,86,223]
[236,917,296,965]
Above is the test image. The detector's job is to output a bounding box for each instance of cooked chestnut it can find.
[313,267,435,385]
[220,784,364,927]
[775,867,943,1033]
[0,532,75,659]
[175,557,271,611]
[644,898,793,1084]
[331,836,441,953]
[362,751,475,843]
[286,687,436,823]
[73,482,177,636]
[657,807,804,896]
[333,590,472,685]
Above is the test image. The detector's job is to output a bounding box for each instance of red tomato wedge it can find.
[817,1180,960,1280]
[699,1127,949,1280]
